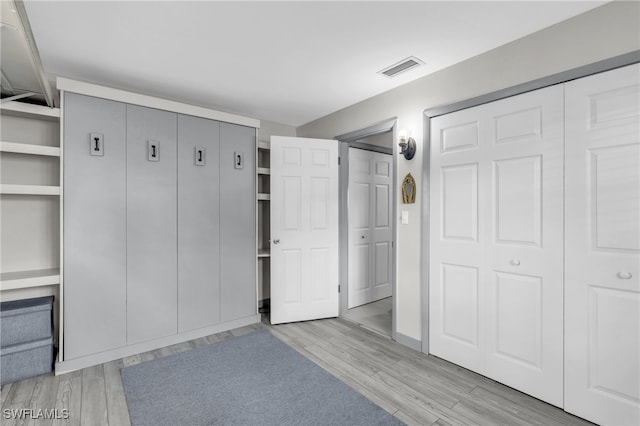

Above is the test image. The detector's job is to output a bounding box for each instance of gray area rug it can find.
[121,330,404,426]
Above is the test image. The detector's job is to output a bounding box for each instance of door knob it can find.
[617,272,632,280]
[510,259,521,266]
[273,239,280,245]
[361,235,365,239]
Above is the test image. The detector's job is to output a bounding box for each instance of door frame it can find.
[335,118,398,340]
[421,50,640,354]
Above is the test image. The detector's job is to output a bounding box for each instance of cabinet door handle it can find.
[617,272,633,280]
[198,150,203,162]
[94,137,100,151]
[510,259,521,266]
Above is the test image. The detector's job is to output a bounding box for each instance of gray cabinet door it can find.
[126,105,178,344]
[63,93,127,359]
[220,123,256,322]
[177,114,220,332]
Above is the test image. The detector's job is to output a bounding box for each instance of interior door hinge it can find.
[338,156,341,165]
[338,285,341,293]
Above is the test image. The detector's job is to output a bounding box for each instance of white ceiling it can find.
[22,1,606,127]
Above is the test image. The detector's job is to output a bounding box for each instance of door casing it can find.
[335,119,398,340]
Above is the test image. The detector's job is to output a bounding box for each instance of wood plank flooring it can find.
[1,317,593,426]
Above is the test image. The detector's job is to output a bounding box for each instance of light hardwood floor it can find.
[1,317,593,426]
[342,297,392,337]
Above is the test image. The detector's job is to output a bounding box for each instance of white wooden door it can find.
[270,136,339,324]
[430,85,564,406]
[564,64,640,426]
[348,148,393,308]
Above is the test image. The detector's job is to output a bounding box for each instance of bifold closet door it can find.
[219,123,256,322]
[429,85,564,406]
[127,105,178,344]
[565,64,640,426]
[348,148,392,309]
[64,93,127,359]
[177,115,220,332]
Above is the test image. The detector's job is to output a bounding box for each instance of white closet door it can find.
[430,85,564,405]
[484,85,564,407]
[430,104,486,373]
[565,64,640,426]
[348,148,392,308]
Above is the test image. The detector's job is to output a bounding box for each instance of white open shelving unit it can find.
[0,101,61,336]
[257,139,271,311]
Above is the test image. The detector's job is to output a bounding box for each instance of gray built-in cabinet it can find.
[63,92,256,362]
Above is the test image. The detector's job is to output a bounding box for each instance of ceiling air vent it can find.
[378,56,424,78]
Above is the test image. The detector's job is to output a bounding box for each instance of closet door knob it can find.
[617,272,632,280]
[273,239,280,245]
[510,259,521,266]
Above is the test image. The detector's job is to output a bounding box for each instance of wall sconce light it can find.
[398,129,416,160]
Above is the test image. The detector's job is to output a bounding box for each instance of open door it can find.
[270,136,339,324]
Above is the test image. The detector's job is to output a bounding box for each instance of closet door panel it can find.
[177,115,220,332]
[485,85,564,407]
[126,105,178,344]
[565,63,640,426]
[63,93,127,359]
[430,106,486,374]
[219,123,256,322]
[371,152,392,301]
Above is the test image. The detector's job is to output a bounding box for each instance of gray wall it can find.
[296,1,640,342]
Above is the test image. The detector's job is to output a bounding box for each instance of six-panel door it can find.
[348,148,393,309]
[429,85,564,406]
[270,136,339,324]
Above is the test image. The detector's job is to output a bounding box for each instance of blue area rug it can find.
[121,330,404,426]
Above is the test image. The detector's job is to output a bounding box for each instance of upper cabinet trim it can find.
[56,77,260,129]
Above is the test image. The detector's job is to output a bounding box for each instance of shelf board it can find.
[257,193,271,201]
[258,249,271,258]
[257,140,270,150]
[257,167,271,175]
[0,101,60,121]
[1,269,60,291]
[0,184,60,195]
[0,141,60,157]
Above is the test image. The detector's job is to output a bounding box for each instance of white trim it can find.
[56,77,260,129]
[0,269,60,291]
[55,314,261,374]
[58,91,65,360]
[0,141,60,157]
[0,101,60,120]
[0,184,60,195]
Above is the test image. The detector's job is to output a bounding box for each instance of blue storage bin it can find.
[0,296,53,347]
[0,337,54,385]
